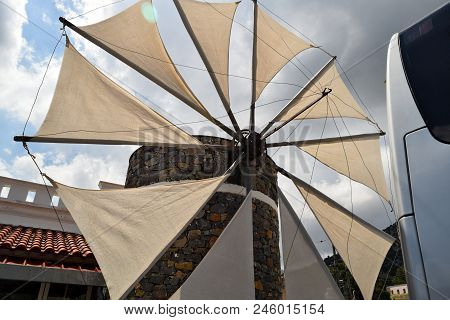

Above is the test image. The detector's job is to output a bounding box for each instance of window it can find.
[397,289,400,294]
[51,195,60,207]
[26,190,36,203]
[403,288,406,294]
[400,4,450,143]
[0,280,41,299]
[0,185,11,198]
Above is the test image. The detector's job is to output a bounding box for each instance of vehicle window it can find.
[400,4,450,143]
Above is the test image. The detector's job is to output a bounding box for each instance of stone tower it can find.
[125,136,283,299]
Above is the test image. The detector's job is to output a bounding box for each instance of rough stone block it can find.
[175,262,193,271]
[173,237,187,248]
[187,230,202,240]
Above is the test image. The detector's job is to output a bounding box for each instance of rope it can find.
[257,1,318,46]
[202,1,319,89]
[252,0,393,131]
[67,0,128,20]
[22,32,64,136]
[100,65,310,127]
[22,143,65,232]
[69,29,310,90]
[278,184,450,299]
[328,97,355,275]
[0,0,59,40]
[329,96,394,225]
[282,100,330,274]
[335,61,379,126]
[257,0,391,81]
[257,7,321,93]
[22,95,314,139]
[376,244,400,300]
[16,30,67,232]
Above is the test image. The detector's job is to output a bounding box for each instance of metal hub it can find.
[241,131,266,163]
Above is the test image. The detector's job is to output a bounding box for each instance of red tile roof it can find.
[0,224,93,257]
[0,256,100,272]
[0,224,99,272]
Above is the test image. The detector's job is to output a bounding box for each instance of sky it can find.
[0,0,447,256]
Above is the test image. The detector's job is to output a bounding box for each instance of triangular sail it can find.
[253,6,312,103]
[170,192,254,300]
[292,177,394,300]
[30,41,202,147]
[298,134,390,201]
[49,175,228,299]
[278,62,368,121]
[279,190,343,300]
[79,0,212,121]
[175,0,239,109]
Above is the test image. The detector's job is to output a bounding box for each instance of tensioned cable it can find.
[22,33,64,136]
[100,56,309,127]
[278,184,449,299]
[257,3,319,84]
[2,167,201,299]
[25,96,311,139]
[0,0,315,90]
[2,0,326,136]
[15,15,316,139]
[254,0,393,129]
[18,31,66,232]
[376,245,400,300]
[22,143,65,233]
[328,97,355,276]
[3,150,245,300]
[257,0,317,46]
[335,61,379,125]
[67,0,128,20]
[329,96,394,225]
[282,101,330,275]
[202,1,321,93]
[257,0,391,79]
[70,29,311,90]
[269,95,321,158]
[253,6,321,93]
[0,0,59,40]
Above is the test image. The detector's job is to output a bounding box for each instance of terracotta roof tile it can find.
[0,256,100,272]
[0,224,95,258]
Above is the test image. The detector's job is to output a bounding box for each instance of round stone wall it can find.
[125,136,282,300]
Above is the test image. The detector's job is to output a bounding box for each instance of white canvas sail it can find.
[279,190,343,300]
[175,0,239,108]
[31,41,202,147]
[253,6,312,103]
[79,0,213,121]
[292,177,394,300]
[278,62,368,121]
[170,192,254,300]
[298,134,390,200]
[49,175,228,300]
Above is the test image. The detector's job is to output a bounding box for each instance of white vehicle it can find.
[386,3,450,299]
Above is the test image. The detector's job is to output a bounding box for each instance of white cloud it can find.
[0,145,135,188]
[0,158,12,178]
[0,0,61,129]
[41,12,52,25]
[3,148,12,155]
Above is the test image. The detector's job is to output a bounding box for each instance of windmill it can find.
[14,0,395,300]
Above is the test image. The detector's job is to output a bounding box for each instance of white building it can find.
[387,284,409,300]
[0,176,108,299]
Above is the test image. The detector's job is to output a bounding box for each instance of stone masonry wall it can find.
[125,136,282,299]
[253,199,283,299]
